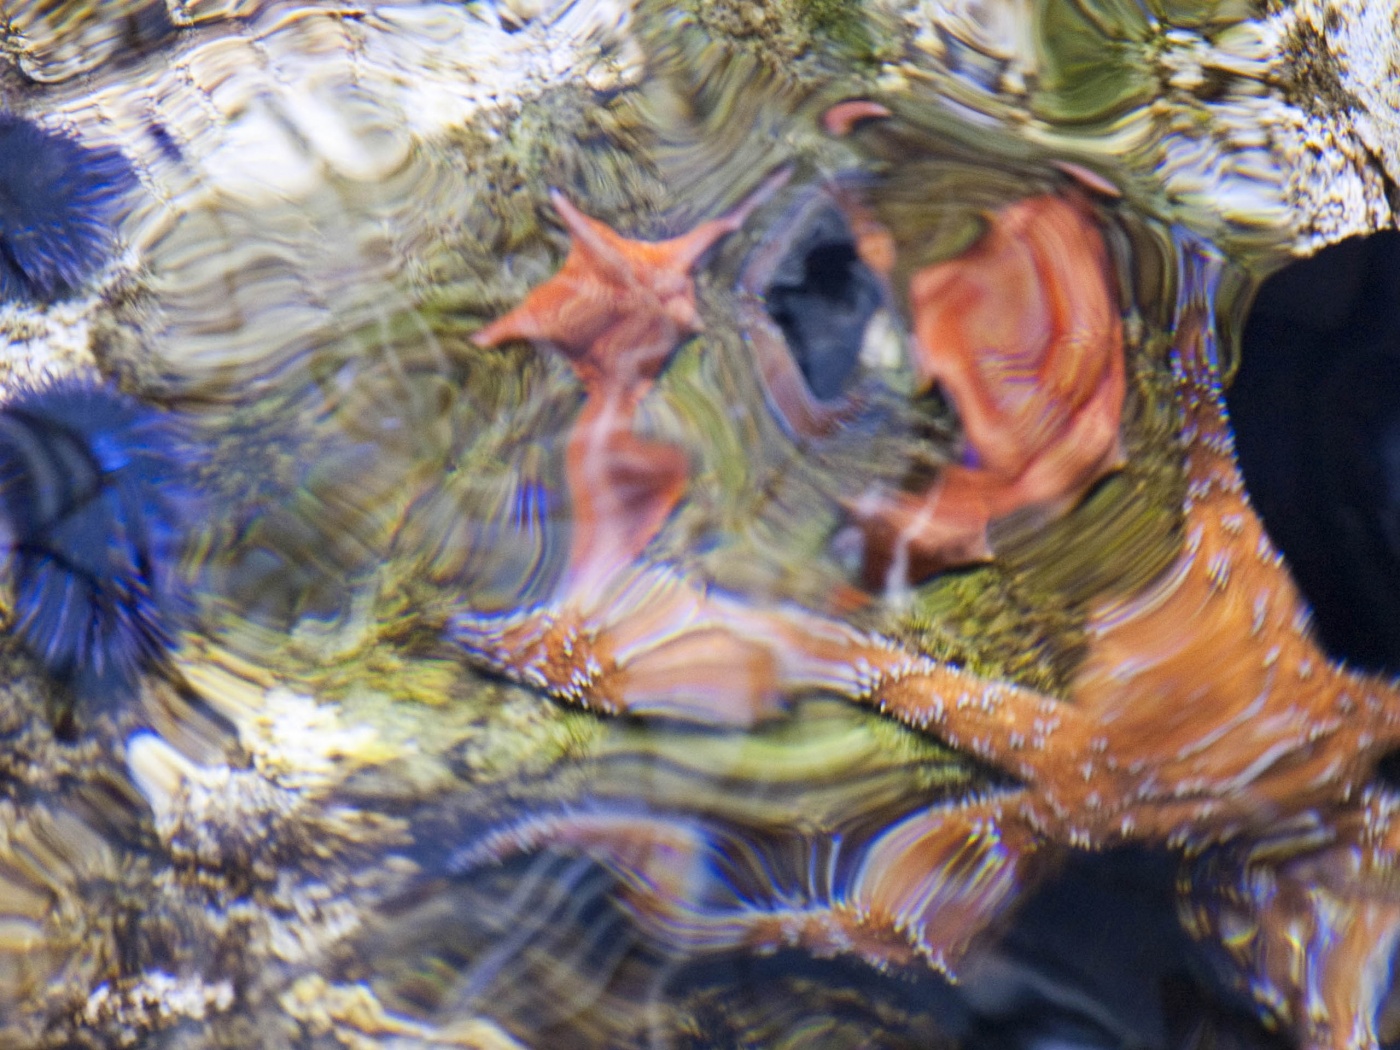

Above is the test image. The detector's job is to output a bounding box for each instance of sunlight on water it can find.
[0,1,1397,1048]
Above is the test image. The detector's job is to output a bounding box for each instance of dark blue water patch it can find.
[0,377,203,706]
[978,846,1284,1050]
[666,948,967,1049]
[1228,229,1400,674]
[0,115,134,302]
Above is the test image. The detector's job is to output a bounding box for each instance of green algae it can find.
[1032,0,1156,126]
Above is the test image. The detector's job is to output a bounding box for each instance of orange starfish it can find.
[457,151,1400,1045]
[475,171,790,392]
[811,103,1124,589]
[474,172,788,587]
[850,192,1126,590]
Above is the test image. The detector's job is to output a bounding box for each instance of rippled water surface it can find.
[0,1,1396,1048]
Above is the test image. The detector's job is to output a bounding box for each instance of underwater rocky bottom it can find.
[2,1,1400,1048]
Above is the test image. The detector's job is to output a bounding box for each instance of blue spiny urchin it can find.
[0,115,133,302]
[0,377,203,702]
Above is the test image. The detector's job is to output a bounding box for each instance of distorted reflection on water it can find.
[0,2,1395,1048]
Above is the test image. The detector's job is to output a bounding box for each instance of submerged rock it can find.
[0,2,1398,1048]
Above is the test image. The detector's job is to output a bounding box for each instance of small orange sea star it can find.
[473,173,788,589]
[475,171,790,392]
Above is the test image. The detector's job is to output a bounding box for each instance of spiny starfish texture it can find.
[457,168,1400,1049]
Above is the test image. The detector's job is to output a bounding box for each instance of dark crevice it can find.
[764,203,883,402]
[1227,229,1400,673]
[977,847,1269,1050]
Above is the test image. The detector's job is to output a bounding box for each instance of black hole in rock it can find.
[1228,229,1400,674]
[765,205,883,402]
[1376,748,1400,790]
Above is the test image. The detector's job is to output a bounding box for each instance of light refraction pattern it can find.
[0,2,1397,1049]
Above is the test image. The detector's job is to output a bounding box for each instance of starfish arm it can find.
[858,652,1095,795]
[472,268,594,350]
[561,387,689,591]
[451,553,1092,808]
[450,796,1042,977]
[453,564,826,725]
[449,565,789,724]
[450,807,713,910]
[981,372,1128,522]
[474,257,630,355]
[449,807,892,962]
[547,189,639,288]
[904,193,1125,515]
[472,301,539,349]
[1063,278,1399,844]
[847,795,1044,975]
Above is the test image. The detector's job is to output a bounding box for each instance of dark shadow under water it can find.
[1230,229,1400,675]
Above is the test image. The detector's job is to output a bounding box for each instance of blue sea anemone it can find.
[0,378,202,702]
[0,115,133,302]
